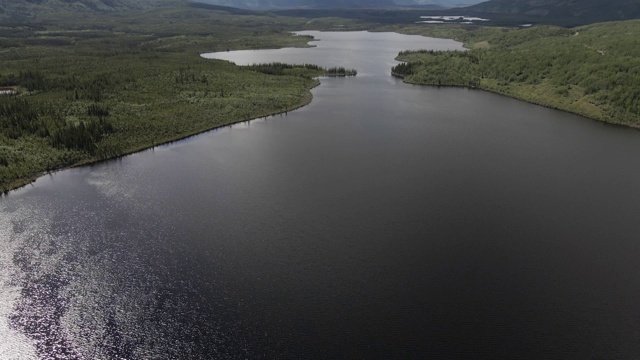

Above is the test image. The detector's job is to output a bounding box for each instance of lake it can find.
[2,31,640,359]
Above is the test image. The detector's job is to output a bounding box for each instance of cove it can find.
[1,31,640,359]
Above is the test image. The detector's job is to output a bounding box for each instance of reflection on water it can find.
[2,31,640,359]
[0,205,37,360]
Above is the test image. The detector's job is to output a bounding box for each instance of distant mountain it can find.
[395,0,486,7]
[464,0,640,22]
[191,0,391,9]
[2,0,183,10]
[0,0,183,20]
[192,0,486,10]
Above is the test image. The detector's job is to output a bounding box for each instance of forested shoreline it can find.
[3,4,640,194]
[0,8,358,194]
[391,21,640,127]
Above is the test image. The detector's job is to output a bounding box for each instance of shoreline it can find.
[389,21,640,131]
[8,67,633,197]
[1,81,321,197]
[393,72,640,131]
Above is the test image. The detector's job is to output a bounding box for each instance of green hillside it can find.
[0,0,184,21]
[393,20,640,127]
[463,0,640,25]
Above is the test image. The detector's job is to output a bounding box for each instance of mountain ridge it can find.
[191,0,485,10]
[463,0,640,23]
[0,0,184,20]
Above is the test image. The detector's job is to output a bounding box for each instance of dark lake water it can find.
[2,31,640,359]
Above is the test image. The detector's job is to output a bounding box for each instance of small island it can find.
[245,62,357,77]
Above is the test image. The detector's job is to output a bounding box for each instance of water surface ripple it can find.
[2,31,640,359]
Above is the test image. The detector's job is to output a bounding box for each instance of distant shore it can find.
[390,20,640,130]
